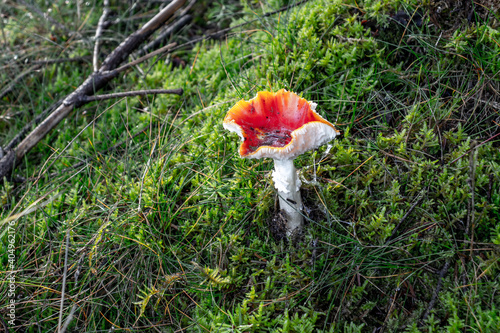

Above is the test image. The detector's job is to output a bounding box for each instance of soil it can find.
[428,0,500,33]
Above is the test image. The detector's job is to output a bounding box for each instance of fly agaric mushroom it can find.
[223,89,340,236]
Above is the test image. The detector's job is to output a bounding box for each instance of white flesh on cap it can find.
[230,116,339,161]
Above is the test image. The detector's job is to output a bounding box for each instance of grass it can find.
[1,0,500,332]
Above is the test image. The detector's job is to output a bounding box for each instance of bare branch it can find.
[139,15,192,56]
[30,56,91,66]
[165,0,312,53]
[100,0,186,72]
[58,229,71,333]
[81,88,183,102]
[0,0,187,179]
[1,0,313,179]
[2,43,173,151]
[466,141,477,237]
[4,100,63,151]
[93,0,111,71]
[112,42,176,74]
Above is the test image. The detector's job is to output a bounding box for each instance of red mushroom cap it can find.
[223,89,340,160]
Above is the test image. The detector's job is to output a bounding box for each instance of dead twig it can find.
[466,141,477,237]
[58,228,71,333]
[165,0,313,53]
[59,252,85,333]
[1,0,312,179]
[81,88,183,102]
[420,260,451,325]
[2,41,174,152]
[4,100,63,152]
[0,0,187,180]
[93,0,111,72]
[111,42,176,75]
[139,14,192,56]
[385,191,426,244]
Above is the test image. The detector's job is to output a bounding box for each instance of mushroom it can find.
[223,89,340,236]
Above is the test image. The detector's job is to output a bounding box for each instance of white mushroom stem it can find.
[272,159,303,236]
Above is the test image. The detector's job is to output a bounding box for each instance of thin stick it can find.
[139,15,192,56]
[59,253,85,333]
[165,0,312,53]
[7,0,306,133]
[4,100,63,151]
[0,0,187,179]
[111,43,176,74]
[93,0,110,71]
[385,192,425,244]
[30,56,91,66]
[466,141,477,237]
[420,260,451,325]
[58,229,71,333]
[1,0,311,179]
[81,88,183,102]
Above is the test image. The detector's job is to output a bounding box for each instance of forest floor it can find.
[1,0,500,332]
